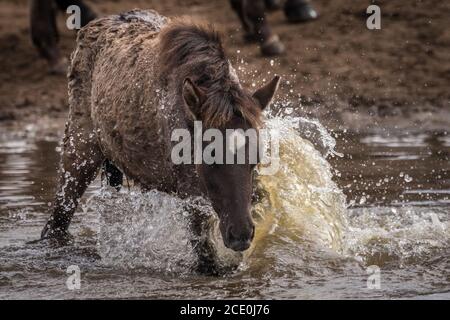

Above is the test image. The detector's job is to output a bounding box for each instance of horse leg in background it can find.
[265,0,283,11]
[30,0,66,74]
[41,118,104,243]
[230,0,285,56]
[30,0,97,74]
[229,0,253,39]
[284,0,318,23]
[102,159,123,191]
[54,0,97,27]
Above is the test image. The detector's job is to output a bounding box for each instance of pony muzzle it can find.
[223,221,255,252]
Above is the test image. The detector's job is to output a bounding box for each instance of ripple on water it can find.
[0,118,449,299]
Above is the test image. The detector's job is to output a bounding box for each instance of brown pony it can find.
[41,10,280,269]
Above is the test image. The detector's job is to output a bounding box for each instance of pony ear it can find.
[252,76,280,110]
[182,78,205,120]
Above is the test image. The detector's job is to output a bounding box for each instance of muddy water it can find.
[0,121,448,299]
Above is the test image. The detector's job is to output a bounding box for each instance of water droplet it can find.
[404,174,413,183]
[359,196,366,205]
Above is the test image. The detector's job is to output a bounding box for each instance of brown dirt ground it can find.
[0,0,449,131]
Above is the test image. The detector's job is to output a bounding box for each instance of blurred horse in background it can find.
[29,0,317,73]
[230,0,318,56]
[30,0,96,73]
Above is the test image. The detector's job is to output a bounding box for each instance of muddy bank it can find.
[0,0,449,131]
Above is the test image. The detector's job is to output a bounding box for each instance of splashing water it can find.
[88,116,348,272]
[344,206,449,267]
[92,189,246,273]
[93,189,197,273]
[1,116,449,298]
[253,117,347,253]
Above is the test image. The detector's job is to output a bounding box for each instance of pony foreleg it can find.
[189,215,220,275]
[185,202,223,275]
[102,159,123,191]
[41,121,104,242]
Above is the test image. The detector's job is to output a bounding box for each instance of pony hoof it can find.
[284,1,318,23]
[261,35,285,56]
[195,262,221,276]
[48,230,74,246]
[41,223,74,245]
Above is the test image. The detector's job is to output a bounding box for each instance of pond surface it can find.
[0,122,448,299]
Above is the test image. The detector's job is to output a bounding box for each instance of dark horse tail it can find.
[102,160,123,190]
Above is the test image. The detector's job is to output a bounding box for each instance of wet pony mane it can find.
[159,19,262,128]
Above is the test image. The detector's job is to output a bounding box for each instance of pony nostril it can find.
[225,224,254,251]
[227,224,255,242]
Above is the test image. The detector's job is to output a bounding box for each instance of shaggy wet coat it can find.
[41,10,280,269]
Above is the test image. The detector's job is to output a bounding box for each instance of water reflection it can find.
[331,131,450,206]
[0,127,448,299]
